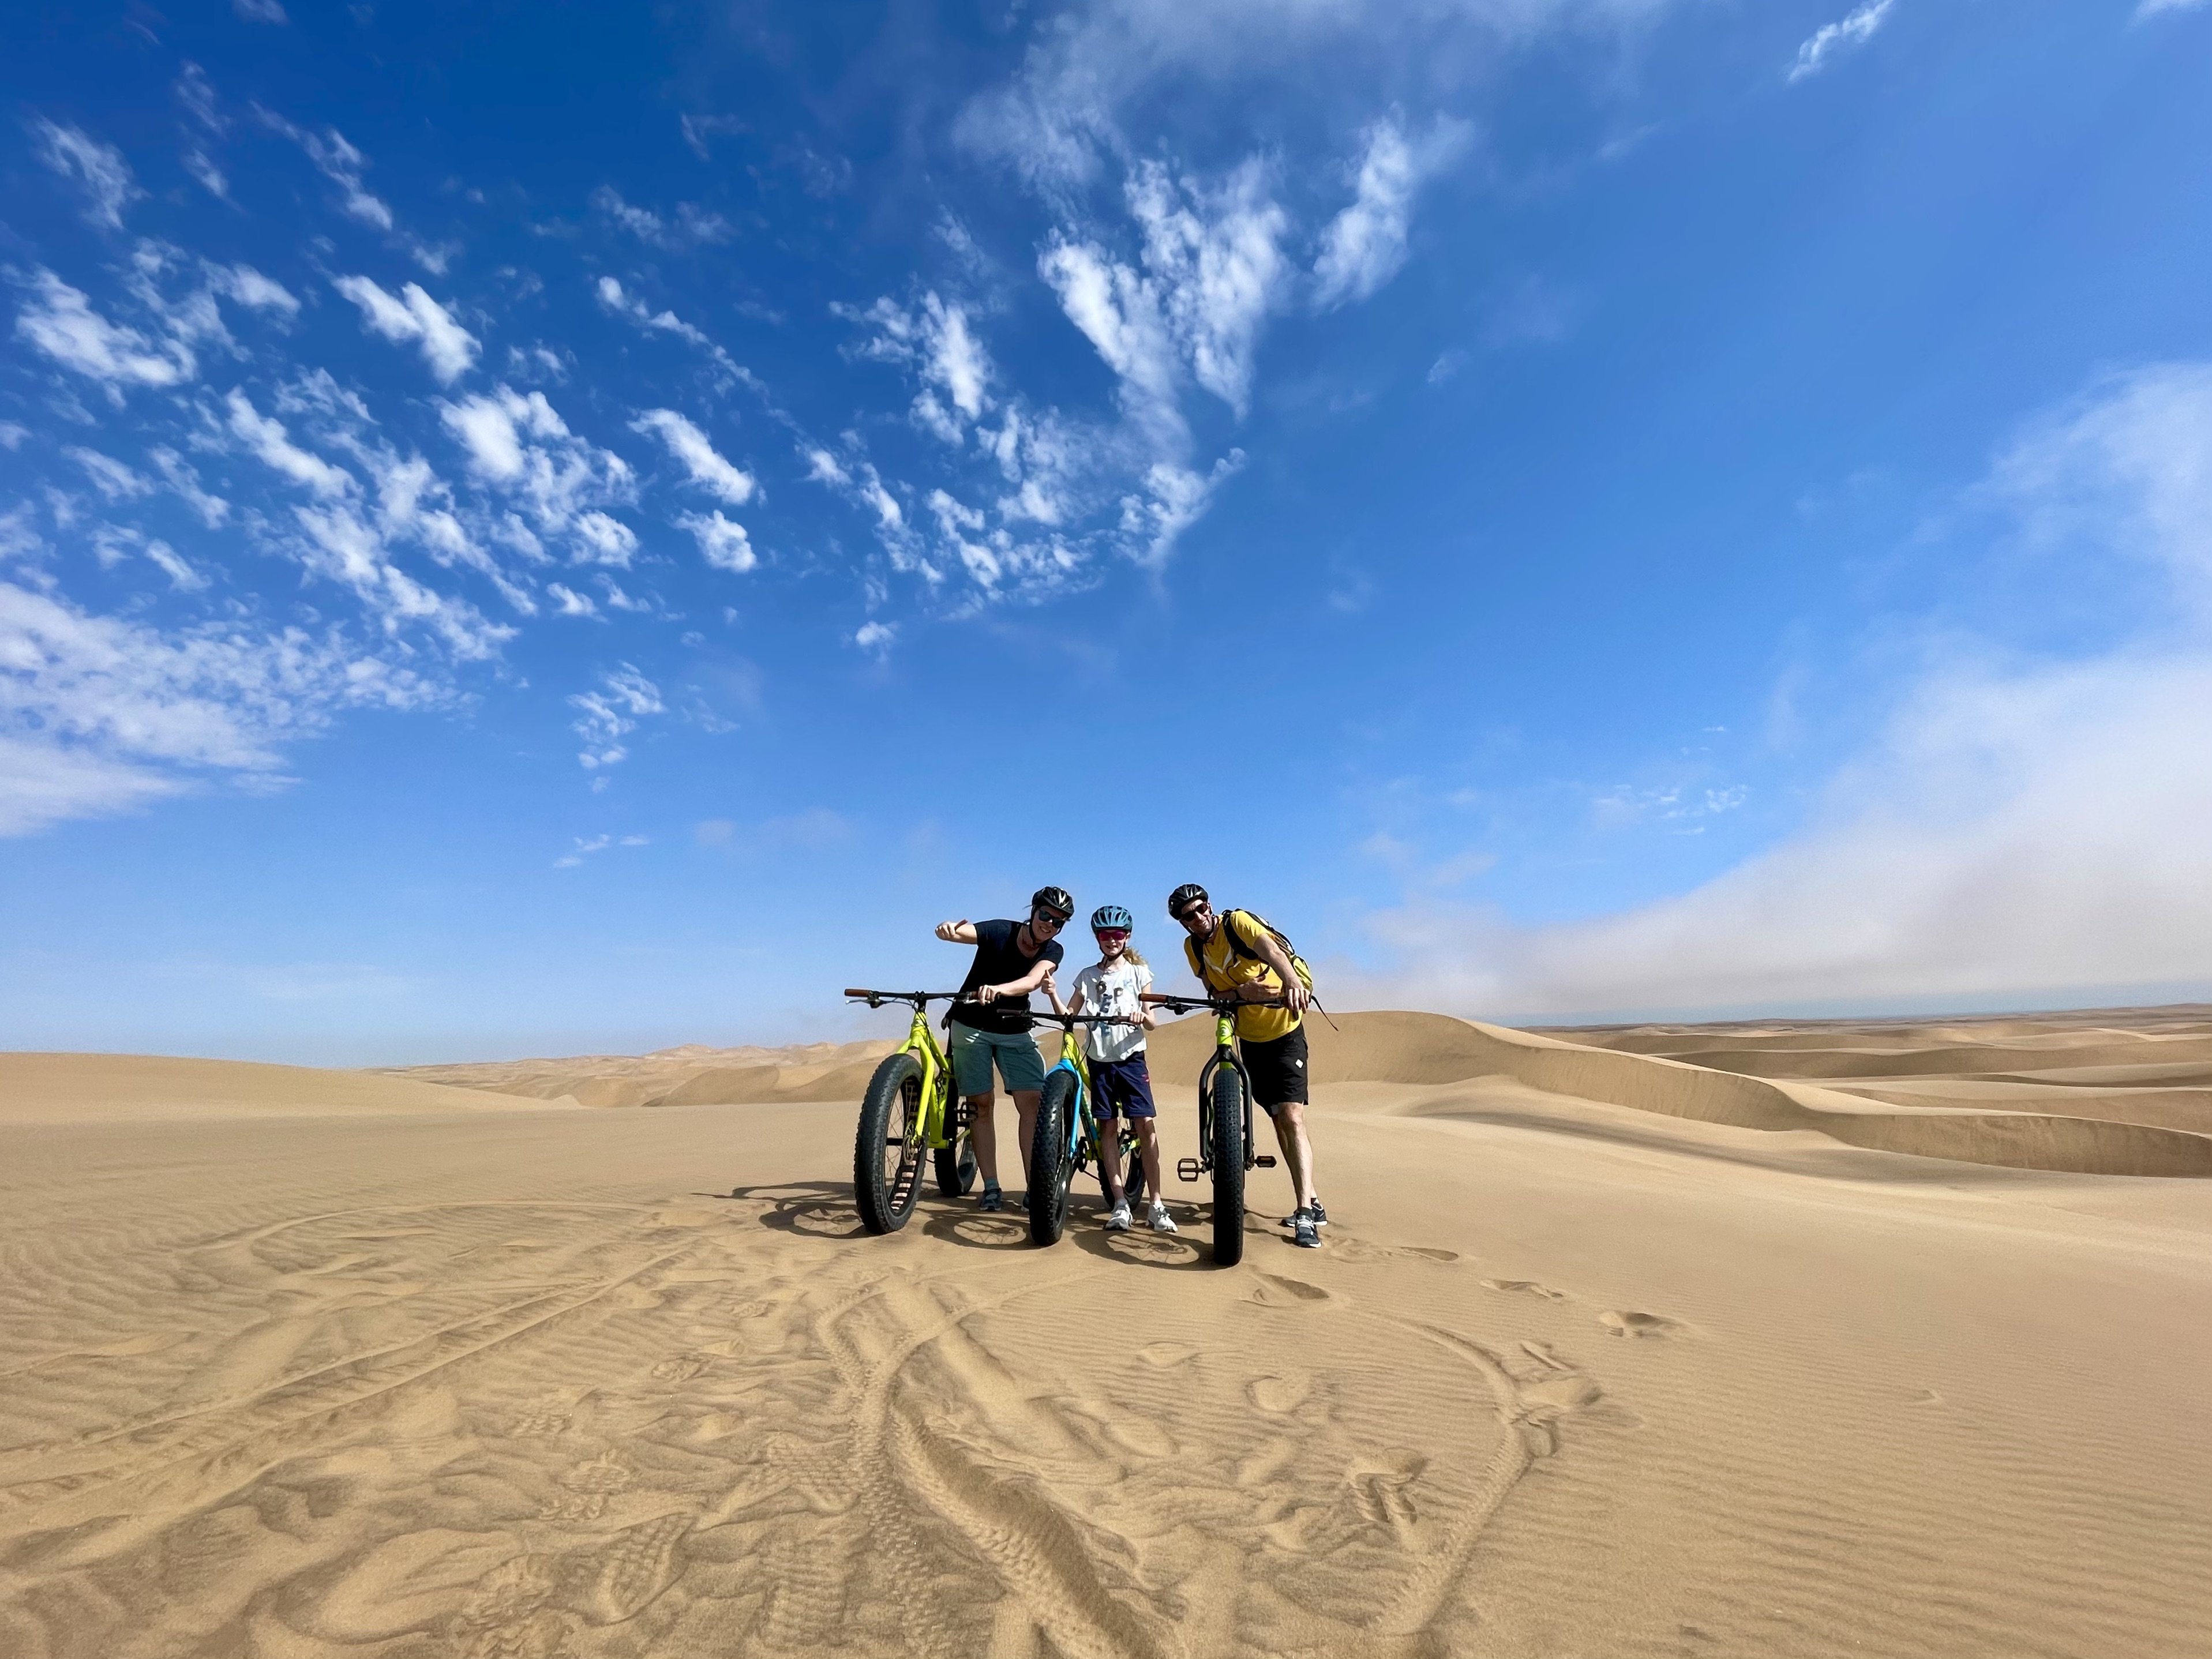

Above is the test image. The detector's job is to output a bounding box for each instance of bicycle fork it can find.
[1176,1049,1278,1184]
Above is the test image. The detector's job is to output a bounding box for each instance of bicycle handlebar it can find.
[1139,990,1284,1012]
[843,989,1134,1025]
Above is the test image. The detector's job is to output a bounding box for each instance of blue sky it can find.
[4,0,2210,1064]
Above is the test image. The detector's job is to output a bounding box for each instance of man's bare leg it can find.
[1269,1100,1316,1213]
[1011,1089,1041,1191]
[966,1092,998,1186]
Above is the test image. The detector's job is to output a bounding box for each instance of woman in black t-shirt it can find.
[934,886,1073,1211]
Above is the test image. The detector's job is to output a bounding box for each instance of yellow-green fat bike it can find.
[1142,991,1281,1267]
[845,989,980,1234]
[1022,1008,1147,1249]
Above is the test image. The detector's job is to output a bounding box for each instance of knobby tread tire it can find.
[1210,1066,1247,1266]
[854,1052,925,1236]
[1029,1069,1078,1246]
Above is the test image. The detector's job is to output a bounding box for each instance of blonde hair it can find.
[1099,940,1147,967]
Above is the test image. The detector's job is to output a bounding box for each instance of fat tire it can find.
[854,1053,926,1236]
[1209,1066,1247,1266]
[1029,1069,1078,1246]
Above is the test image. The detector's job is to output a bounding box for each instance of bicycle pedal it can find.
[1176,1158,1201,1183]
[1254,1155,1277,1168]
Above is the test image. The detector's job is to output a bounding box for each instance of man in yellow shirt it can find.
[1167,883,1323,1248]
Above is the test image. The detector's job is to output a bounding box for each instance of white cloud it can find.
[227,390,357,498]
[0,423,28,451]
[32,119,141,230]
[438,386,636,562]
[1354,358,2212,1018]
[1313,115,1469,309]
[63,448,152,501]
[332,276,478,382]
[572,511,638,568]
[631,409,755,505]
[0,579,441,836]
[569,665,662,768]
[546,583,598,617]
[13,270,194,389]
[958,0,1651,186]
[593,277,747,386]
[234,0,288,21]
[260,112,395,230]
[2136,0,2207,14]
[678,509,757,573]
[177,63,225,132]
[846,292,995,441]
[211,264,299,314]
[1787,0,1896,84]
[853,620,897,654]
[150,449,232,529]
[591,186,733,248]
[284,502,512,658]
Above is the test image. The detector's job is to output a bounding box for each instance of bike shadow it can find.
[917,1206,1036,1252]
[717,1181,868,1240]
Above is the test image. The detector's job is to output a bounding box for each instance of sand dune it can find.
[5,1008,2211,1656]
[0,1051,558,1123]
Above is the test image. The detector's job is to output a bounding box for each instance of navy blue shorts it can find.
[1089,1055,1157,1120]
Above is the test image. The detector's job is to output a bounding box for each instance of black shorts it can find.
[1089,1055,1157,1120]
[1240,1024,1309,1112]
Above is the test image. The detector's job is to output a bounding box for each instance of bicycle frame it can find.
[1031,1012,1142,1174]
[1141,993,1270,1183]
[846,990,963,1150]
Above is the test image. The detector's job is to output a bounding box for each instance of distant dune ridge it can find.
[4,1005,2211,1656]
[380,1004,2212,1178]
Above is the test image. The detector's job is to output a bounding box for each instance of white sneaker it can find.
[1148,1200,1178,1234]
[1105,1200,1133,1232]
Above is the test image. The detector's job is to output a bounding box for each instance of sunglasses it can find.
[1094,928,1130,941]
[1032,911,1069,929]
[1174,906,1210,925]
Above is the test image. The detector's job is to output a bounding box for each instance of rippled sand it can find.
[3,1008,2209,1657]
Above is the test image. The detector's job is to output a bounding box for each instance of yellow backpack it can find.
[1187,908,1315,994]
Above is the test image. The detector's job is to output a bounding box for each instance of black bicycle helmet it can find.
[1167,883,1209,918]
[1090,904,1133,933]
[1031,885,1074,920]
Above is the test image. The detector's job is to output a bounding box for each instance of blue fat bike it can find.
[1023,1008,1146,1248]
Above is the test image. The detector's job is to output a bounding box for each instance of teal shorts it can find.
[950,1021,1047,1097]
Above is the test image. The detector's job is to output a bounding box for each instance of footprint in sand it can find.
[1483,1278,1566,1299]
[510,1399,573,1438]
[650,1353,710,1383]
[543,1450,633,1522]
[1247,1274,1331,1308]
[1351,1449,1427,1532]
[1138,1341,1194,1368]
[1599,1309,1678,1338]
[1249,1372,1312,1413]
[1333,1238,1462,1265]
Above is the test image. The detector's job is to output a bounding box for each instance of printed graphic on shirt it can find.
[1071,958,1153,1063]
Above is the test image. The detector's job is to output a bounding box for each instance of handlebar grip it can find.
[843,988,873,999]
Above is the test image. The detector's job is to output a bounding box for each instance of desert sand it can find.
[4,1007,2211,1657]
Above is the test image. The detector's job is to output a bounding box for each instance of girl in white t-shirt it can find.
[1060,905,1174,1233]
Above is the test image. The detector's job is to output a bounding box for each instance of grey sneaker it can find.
[977,1187,1004,1213]
[1105,1200,1133,1232]
[1147,1200,1179,1235]
[1292,1209,1321,1249]
[1281,1198,1328,1230]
